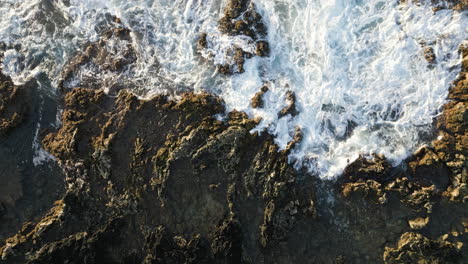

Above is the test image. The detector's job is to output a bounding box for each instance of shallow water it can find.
[0,0,466,178]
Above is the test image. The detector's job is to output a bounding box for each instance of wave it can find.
[0,0,466,178]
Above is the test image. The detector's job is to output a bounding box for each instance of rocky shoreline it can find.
[0,1,467,263]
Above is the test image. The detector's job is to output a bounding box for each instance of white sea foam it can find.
[0,0,466,178]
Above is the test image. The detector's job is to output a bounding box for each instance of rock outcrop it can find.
[1,88,317,263]
[197,0,270,74]
[0,73,29,137]
[0,3,467,263]
[1,75,466,262]
[384,232,463,263]
[59,20,137,94]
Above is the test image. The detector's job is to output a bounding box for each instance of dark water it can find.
[0,76,64,242]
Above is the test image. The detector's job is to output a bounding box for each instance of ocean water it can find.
[0,0,466,178]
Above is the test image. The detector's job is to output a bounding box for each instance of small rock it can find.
[278,91,299,118]
[251,85,269,108]
[424,47,436,64]
[256,41,270,57]
[408,217,429,230]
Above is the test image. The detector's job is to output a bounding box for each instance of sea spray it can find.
[0,0,466,177]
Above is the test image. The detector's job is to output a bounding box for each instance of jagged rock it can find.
[2,88,317,263]
[385,177,436,211]
[211,218,242,263]
[447,46,468,102]
[197,0,269,74]
[142,226,211,264]
[255,41,270,57]
[278,91,299,118]
[2,32,467,264]
[58,24,137,93]
[218,0,267,39]
[341,154,392,183]
[439,102,467,135]
[197,33,208,50]
[408,217,430,230]
[408,146,450,189]
[27,216,128,264]
[429,45,468,202]
[342,180,387,204]
[383,232,463,264]
[215,46,254,74]
[424,46,436,64]
[0,73,29,137]
[1,200,65,261]
[251,84,269,108]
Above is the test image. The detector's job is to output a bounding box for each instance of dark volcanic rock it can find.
[1,88,316,263]
[197,0,269,74]
[278,91,299,118]
[59,23,137,93]
[251,84,268,108]
[0,73,29,137]
[1,9,467,264]
[2,79,466,263]
[0,70,64,249]
[383,232,463,264]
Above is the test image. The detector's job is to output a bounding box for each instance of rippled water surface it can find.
[0,0,466,178]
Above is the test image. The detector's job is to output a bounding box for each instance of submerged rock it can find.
[0,8,467,264]
[197,0,269,74]
[278,91,299,118]
[59,21,137,94]
[250,84,269,108]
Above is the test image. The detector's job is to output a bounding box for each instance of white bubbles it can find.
[0,0,466,178]
[253,0,467,178]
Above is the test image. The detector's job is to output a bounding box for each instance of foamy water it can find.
[0,0,466,178]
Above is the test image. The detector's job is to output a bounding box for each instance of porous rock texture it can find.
[1,71,466,262]
[58,18,137,94]
[0,73,29,138]
[1,3,467,264]
[1,88,318,263]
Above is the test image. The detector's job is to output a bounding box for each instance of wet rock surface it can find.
[433,46,468,203]
[383,232,463,263]
[0,4,467,264]
[59,19,137,94]
[400,0,468,10]
[0,73,29,137]
[197,0,269,74]
[0,74,64,249]
[1,87,319,263]
[0,71,466,262]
